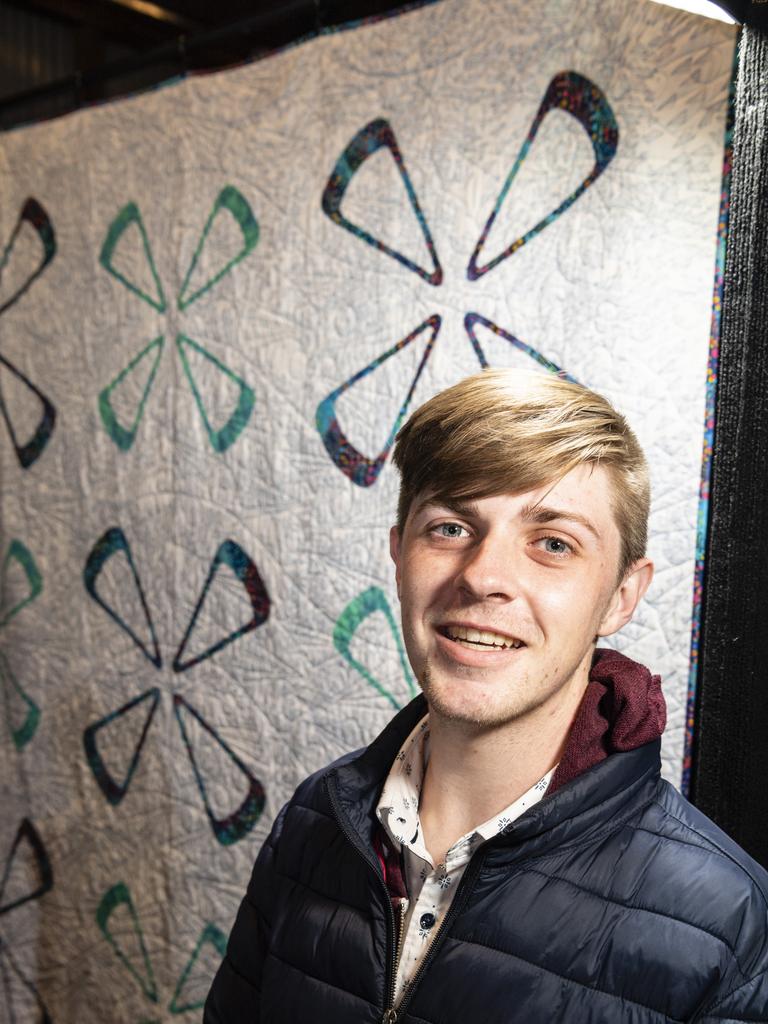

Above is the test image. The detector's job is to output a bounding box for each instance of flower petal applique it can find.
[100,202,166,313]
[333,586,415,710]
[0,198,57,469]
[83,527,162,669]
[177,186,259,311]
[98,335,165,452]
[0,819,53,915]
[0,946,53,1023]
[322,118,442,286]
[96,882,158,1003]
[0,651,40,750]
[467,70,619,280]
[0,541,43,749]
[0,539,42,629]
[82,688,161,806]
[316,314,441,487]
[175,335,255,454]
[464,313,577,380]
[172,539,270,672]
[173,696,266,846]
[0,819,54,1022]
[168,923,227,1012]
[0,198,55,315]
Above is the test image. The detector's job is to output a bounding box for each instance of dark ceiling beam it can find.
[5,0,191,48]
[101,0,201,32]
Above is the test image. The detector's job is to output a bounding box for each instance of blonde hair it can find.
[392,369,649,580]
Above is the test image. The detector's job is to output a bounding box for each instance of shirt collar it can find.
[376,713,556,865]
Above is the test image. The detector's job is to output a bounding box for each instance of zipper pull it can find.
[381,1010,398,1024]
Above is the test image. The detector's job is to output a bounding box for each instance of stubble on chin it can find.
[418,661,522,730]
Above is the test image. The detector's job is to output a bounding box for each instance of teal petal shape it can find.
[0,540,42,629]
[98,336,165,451]
[169,923,227,1013]
[333,586,415,710]
[99,202,166,312]
[175,335,255,453]
[96,881,158,1003]
[0,651,40,750]
[177,185,259,311]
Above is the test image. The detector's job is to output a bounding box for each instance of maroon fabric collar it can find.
[374,647,665,903]
[549,647,666,794]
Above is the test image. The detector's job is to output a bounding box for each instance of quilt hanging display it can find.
[0,0,735,1018]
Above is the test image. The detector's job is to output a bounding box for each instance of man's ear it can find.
[597,557,654,637]
[389,525,402,600]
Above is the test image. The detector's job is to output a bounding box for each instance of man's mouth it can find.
[439,624,525,651]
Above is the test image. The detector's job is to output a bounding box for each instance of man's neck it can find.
[418,669,590,866]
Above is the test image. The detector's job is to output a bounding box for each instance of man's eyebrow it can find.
[520,503,602,541]
[413,496,479,518]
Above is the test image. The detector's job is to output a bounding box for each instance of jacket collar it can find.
[330,649,665,854]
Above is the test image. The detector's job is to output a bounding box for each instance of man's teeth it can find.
[445,626,523,649]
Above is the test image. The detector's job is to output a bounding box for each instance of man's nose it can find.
[455,533,518,601]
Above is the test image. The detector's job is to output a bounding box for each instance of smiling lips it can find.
[441,624,525,650]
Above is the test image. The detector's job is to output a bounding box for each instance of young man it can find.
[205,370,768,1023]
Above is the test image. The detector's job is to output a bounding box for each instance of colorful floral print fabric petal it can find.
[318,71,617,486]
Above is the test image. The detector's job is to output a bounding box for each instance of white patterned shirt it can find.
[376,715,555,1007]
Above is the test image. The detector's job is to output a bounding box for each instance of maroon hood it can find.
[549,647,666,794]
[375,647,665,903]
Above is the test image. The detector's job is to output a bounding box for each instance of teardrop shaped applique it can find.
[83,527,161,668]
[177,185,259,311]
[175,335,255,453]
[0,352,56,469]
[0,198,56,316]
[333,586,415,711]
[96,881,158,1003]
[0,947,53,1024]
[464,313,577,381]
[173,696,266,846]
[467,71,619,280]
[322,118,443,286]
[98,335,165,452]
[0,651,40,750]
[316,314,441,488]
[82,687,161,806]
[0,819,53,916]
[99,202,167,312]
[172,539,270,673]
[0,540,42,629]
[168,922,227,1013]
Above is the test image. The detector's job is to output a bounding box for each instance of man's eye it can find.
[540,536,571,556]
[433,522,467,538]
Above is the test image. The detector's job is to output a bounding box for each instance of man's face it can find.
[389,464,652,729]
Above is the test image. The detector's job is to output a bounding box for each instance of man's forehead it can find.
[411,465,611,512]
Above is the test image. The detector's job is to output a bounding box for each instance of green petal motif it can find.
[177,185,259,310]
[333,586,415,710]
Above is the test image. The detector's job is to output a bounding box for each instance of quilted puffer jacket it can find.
[206,662,768,1023]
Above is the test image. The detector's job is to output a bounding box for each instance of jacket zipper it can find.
[389,853,487,1021]
[382,898,408,1024]
[326,769,489,1023]
[325,771,402,1023]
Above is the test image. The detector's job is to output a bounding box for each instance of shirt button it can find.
[420,913,436,929]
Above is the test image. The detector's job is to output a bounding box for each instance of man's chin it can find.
[418,666,525,730]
